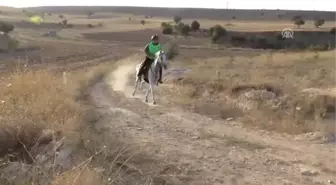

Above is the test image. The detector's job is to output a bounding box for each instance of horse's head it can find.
[154,50,168,69]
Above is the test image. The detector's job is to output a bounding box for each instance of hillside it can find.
[26,6,336,21]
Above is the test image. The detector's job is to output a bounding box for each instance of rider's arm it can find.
[144,44,152,58]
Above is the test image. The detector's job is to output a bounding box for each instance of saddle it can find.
[141,63,162,84]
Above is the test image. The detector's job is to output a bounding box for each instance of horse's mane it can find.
[154,50,165,65]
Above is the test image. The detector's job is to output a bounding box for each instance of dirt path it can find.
[89,59,335,185]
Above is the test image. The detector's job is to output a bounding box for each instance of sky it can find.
[1,0,336,11]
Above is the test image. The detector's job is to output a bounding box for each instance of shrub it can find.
[62,20,68,25]
[161,22,169,28]
[191,20,200,31]
[211,33,220,43]
[294,18,305,28]
[162,27,173,34]
[173,16,182,24]
[314,18,325,28]
[161,22,173,34]
[58,14,64,19]
[87,24,94,28]
[179,24,191,36]
[0,21,14,34]
[330,27,336,35]
[140,20,145,25]
[309,44,330,51]
[209,25,226,37]
[87,11,94,17]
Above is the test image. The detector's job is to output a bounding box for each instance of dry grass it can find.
[0,59,129,184]
[165,50,336,134]
[0,68,82,151]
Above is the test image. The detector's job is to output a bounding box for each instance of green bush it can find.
[209,25,226,37]
[161,22,169,28]
[180,24,191,36]
[161,22,173,34]
[162,27,173,34]
[191,20,200,31]
[294,18,305,28]
[0,21,14,34]
[173,16,182,24]
[314,18,325,28]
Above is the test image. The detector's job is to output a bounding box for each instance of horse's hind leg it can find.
[132,77,139,96]
[139,80,145,90]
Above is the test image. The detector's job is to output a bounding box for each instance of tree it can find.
[161,22,173,34]
[180,24,191,36]
[209,25,227,43]
[161,22,169,28]
[294,18,305,28]
[314,18,325,28]
[0,21,14,34]
[191,20,200,31]
[173,16,182,24]
[87,11,94,18]
[140,20,145,25]
[62,20,68,26]
[209,25,226,37]
[330,27,336,35]
[162,27,173,34]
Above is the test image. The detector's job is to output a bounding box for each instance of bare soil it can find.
[87,60,336,185]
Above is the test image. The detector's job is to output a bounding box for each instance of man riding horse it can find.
[137,34,163,84]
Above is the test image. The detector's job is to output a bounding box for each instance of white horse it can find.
[132,50,168,104]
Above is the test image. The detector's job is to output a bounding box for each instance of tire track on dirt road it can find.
[89,57,335,185]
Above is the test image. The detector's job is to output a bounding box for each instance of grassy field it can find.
[0,5,335,185]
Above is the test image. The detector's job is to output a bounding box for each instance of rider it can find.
[138,34,163,84]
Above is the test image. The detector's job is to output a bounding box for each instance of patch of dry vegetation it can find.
[0,60,149,184]
[165,50,335,134]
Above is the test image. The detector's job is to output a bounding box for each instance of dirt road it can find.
[89,57,335,185]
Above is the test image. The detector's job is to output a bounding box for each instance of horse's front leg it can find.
[150,83,156,105]
[132,76,140,96]
[144,85,150,102]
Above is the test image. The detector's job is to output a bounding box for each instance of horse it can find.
[132,50,168,105]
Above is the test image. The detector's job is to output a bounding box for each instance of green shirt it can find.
[148,42,162,56]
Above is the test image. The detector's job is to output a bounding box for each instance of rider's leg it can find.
[158,66,163,84]
[138,57,150,77]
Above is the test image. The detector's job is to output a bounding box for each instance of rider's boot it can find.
[158,67,163,84]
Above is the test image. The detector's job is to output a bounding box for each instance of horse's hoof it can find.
[152,101,156,105]
[145,99,148,103]
[132,93,135,96]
